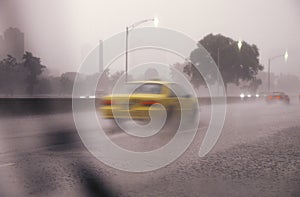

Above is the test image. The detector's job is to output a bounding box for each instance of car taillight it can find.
[268,96,273,100]
[141,101,159,106]
[102,100,112,105]
[275,96,282,100]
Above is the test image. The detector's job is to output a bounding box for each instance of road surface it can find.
[0,100,299,196]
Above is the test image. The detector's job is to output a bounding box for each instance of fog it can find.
[0,0,299,77]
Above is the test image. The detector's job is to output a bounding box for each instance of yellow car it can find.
[99,81,198,122]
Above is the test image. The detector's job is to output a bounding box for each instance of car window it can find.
[115,83,162,94]
[116,83,140,94]
[133,83,162,94]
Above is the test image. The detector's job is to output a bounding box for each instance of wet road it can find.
[0,100,299,196]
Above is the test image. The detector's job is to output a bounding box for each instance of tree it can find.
[144,68,159,80]
[110,71,125,84]
[182,60,205,89]
[0,55,22,96]
[241,78,262,93]
[97,69,111,93]
[23,52,46,95]
[60,74,73,95]
[185,34,263,91]
[36,78,52,94]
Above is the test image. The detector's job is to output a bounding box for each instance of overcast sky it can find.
[0,0,299,76]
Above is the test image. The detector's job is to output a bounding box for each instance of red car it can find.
[266,92,290,104]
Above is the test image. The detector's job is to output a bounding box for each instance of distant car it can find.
[266,92,290,104]
[99,81,198,123]
[258,92,268,98]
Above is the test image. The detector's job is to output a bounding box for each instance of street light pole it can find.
[267,51,288,92]
[125,26,129,82]
[125,18,159,82]
[268,58,271,92]
[217,48,220,95]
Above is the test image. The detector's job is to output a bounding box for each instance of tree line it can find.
[0,52,45,96]
[0,52,122,96]
[2,33,294,96]
[181,34,264,93]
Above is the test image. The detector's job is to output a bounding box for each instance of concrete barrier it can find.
[0,97,260,117]
[0,98,73,117]
[197,96,261,105]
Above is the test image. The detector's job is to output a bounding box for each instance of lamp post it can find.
[267,51,288,92]
[125,17,159,82]
[237,40,242,51]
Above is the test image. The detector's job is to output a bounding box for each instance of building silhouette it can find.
[0,27,24,61]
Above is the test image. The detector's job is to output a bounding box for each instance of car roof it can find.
[272,92,284,93]
[270,92,286,95]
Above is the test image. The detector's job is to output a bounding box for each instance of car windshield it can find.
[116,83,162,94]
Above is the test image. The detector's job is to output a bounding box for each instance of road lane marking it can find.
[0,162,15,168]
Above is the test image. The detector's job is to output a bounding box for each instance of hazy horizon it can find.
[0,0,299,77]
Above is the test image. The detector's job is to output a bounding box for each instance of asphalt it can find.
[0,100,299,196]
